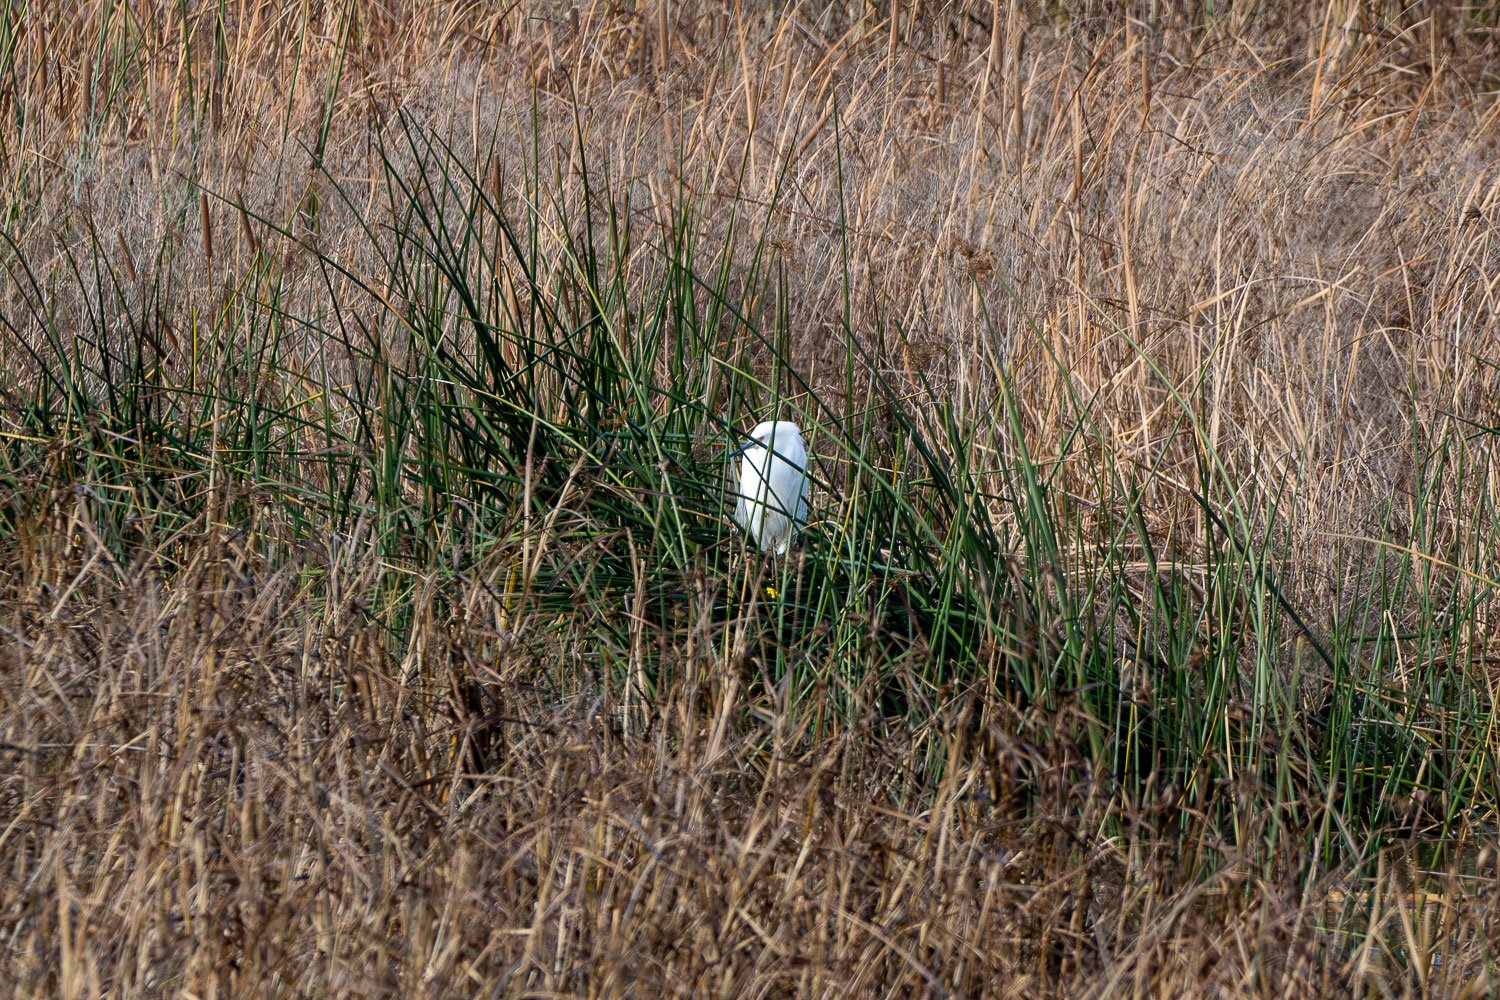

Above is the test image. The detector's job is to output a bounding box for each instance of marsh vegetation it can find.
[2,2,1499,995]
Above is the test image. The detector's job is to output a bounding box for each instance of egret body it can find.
[734,420,810,556]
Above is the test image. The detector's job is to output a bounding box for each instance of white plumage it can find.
[733,420,810,555]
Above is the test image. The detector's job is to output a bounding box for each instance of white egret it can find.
[733,420,810,556]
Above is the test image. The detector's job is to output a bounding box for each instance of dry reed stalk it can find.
[199,190,213,278]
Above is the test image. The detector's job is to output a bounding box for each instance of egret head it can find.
[744,420,802,451]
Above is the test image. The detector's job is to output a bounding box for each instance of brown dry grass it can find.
[5,495,1495,997]
[3,2,1500,996]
